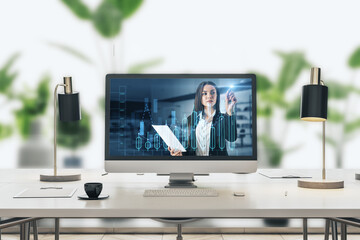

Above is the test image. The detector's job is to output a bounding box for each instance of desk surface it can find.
[0,169,359,218]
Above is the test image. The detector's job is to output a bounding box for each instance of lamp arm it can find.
[53,84,66,176]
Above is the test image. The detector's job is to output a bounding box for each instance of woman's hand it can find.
[225,89,237,115]
[168,146,183,156]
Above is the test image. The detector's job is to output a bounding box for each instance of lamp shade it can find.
[58,92,81,121]
[300,85,328,121]
[300,67,328,122]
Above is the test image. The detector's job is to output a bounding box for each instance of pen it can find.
[282,175,300,178]
[40,187,63,189]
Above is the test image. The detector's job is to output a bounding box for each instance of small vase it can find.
[18,119,52,168]
[64,155,82,168]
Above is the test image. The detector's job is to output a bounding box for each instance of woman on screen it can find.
[169,81,237,156]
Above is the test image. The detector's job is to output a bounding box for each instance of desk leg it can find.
[303,218,308,240]
[20,224,24,240]
[55,218,60,240]
[325,219,330,240]
[20,223,30,240]
[32,220,38,240]
[177,224,183,240]
[25,222,30,240]
[331,220,338,240]
[341,223,347,240]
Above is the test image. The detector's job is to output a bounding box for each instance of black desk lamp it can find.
[298,67,344,189]
[40,77,81,182]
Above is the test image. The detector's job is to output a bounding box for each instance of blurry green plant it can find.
[53,0,152,154]
[61,0,143,38]
[0,53,19,140]
[47,42,93,65]
[0,54,51,140]
[60,0,163,113]
[256,49,360,168]
[15,75,51,138]
[57,109,91,150]
[324,47,360,167]
[255,51,311,166]
[59,0,162,71]
[0,53,20,96]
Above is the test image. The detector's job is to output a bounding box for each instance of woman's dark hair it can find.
[194,81,220,114]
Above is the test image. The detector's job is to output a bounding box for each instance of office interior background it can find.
[1,0,360,171]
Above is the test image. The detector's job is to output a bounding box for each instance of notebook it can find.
[13,187,77,198]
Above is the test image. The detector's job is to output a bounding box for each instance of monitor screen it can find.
[105,74,257,165]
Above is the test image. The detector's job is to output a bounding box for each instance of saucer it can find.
[78,194,109,200]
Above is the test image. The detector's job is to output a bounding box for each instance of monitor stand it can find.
[163,173,197,188]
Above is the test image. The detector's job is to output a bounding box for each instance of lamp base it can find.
[40,174,81,182]
[298,179,344,189]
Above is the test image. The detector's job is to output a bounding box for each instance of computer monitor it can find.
[105,74,257,177]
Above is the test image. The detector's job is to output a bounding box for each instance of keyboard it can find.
[143,188,218,197]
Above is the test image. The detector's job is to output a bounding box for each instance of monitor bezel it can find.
[105,74,257,162]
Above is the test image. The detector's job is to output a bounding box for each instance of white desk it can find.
[0,169,359,219]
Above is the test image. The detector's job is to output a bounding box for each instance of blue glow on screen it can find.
[109,78,253,157]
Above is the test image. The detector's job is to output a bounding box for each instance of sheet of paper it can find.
[258,171,312,179]
[14,187,77,198]
[152,125,186,152]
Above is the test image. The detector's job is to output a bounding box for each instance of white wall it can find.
[0,0,360,169]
